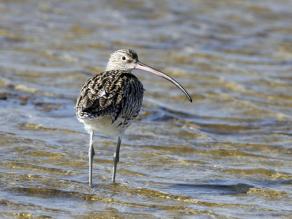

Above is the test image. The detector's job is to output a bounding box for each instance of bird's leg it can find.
[112,136,121,183]
[88,130,94,187]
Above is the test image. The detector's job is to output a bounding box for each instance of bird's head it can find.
[106,49,139,71]
[106,49,192,102]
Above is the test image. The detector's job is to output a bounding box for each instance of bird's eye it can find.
[122,56,126,60]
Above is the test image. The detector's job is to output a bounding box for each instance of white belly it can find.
[78,115,129,136]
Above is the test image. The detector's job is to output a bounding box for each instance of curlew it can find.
[75,49,192,187]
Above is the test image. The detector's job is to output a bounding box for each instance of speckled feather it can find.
[75,70,144,126]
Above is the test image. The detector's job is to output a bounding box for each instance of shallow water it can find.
[0,0,292,218]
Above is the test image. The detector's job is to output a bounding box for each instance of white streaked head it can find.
[106,49,138,71]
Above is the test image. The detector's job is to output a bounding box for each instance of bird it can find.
[75,49,192,187]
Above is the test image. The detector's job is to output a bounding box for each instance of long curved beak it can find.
[134,62,192,102]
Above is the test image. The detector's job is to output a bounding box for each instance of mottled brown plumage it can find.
[76,70,143,128]
[75,49,192,187]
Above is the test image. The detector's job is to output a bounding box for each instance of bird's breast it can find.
[78,115,131,136]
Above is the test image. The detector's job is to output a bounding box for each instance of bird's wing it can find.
[75,70,143,121]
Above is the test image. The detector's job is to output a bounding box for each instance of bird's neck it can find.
[106,64,133,73]
[105,63,114,71]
